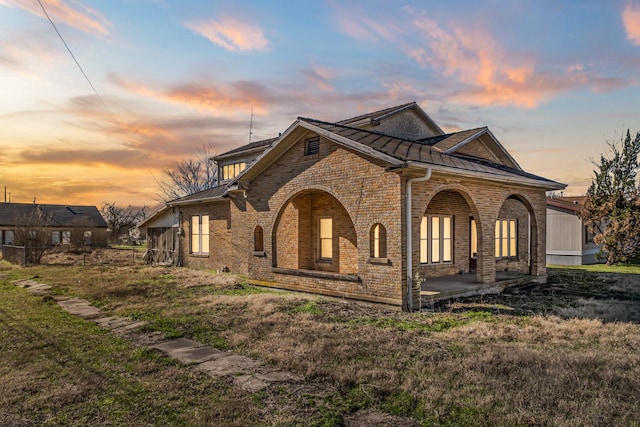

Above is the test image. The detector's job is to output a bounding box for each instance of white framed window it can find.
[5,230,14,245]
[191,215,210,254]
[495,219,517,258]
[62,231,71,245]
[319,217,332,260]
[84,231,92,245]
[420,215,453,264]
[222,162,247,181]
[52,231,61,245]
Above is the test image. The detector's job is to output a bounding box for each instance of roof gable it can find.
[432,127,521,169]
[337,102,444,139]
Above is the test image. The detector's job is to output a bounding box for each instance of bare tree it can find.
[158,144,218,201]
[14,206,51,264]
[101,202,146,243]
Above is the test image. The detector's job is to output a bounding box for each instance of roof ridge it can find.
[335,102,417,124]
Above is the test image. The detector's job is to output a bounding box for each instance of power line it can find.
[36,0,110,113]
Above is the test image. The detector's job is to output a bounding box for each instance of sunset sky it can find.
[1,0,639,207]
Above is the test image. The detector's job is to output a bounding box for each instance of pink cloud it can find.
[186,17,269,52]
[0,0,110,36]
[623,3,640,45]
[109,73,269,115]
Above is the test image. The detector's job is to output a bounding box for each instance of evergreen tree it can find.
[580,130,640,264]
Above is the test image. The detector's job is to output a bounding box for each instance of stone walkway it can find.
[11,278,300,392]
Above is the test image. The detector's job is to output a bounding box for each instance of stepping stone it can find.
[26,284,52,295]
[234,371,301,392]
[234,374,270,392]
[129,331,165,346]
[111,320,149,335]
[96,317,132,329]
[151,338,223,364]
[57,298,102,318]
[197,355,260,377]
[12,279,37,288]
[255,371,301,384]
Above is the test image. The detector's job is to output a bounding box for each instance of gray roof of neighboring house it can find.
[0,203,107,228]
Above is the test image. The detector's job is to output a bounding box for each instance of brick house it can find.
[142,103,565,310]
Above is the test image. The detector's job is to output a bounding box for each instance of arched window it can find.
[370,223,387,258]
[254,225,264,252]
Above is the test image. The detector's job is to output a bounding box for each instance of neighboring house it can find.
[546,196,603,265]
[141,102,565,310]
[0,202,108,247]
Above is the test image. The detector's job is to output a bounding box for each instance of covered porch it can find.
[420,271,536,308]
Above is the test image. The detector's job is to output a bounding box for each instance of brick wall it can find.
[243,133,404,303]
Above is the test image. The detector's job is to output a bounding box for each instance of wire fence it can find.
[1,246,148,267]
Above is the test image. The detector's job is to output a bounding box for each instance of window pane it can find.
[320,218,332,258]
[373,224,380,258]
[320,218,332,238]
[509,220,517,257]
[431,239,440,263]
[191,216,200,252]
[501,220,508,258]
[432,216,440,239]
[495,220,501,257]
[443,216,451,238]
[191,216,200,235]
[202,215,209,235]
[321,239,332,258]
[420,217,428,263]
[470,219,477,257]
[201,234,209,254]
[443,239,452,262]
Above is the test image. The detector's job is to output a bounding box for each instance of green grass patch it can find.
[109,244,147,251]
[548,264,640,274]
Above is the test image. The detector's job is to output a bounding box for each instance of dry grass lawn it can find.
[1,249,639,426]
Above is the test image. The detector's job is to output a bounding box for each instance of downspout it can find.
[405,166,432,311]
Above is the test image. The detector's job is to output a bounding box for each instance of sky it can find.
[1,0,639,208]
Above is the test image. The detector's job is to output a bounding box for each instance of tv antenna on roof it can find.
[249,105,254,143]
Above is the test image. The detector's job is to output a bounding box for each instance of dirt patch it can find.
[444,271,640,323]
[345,408,419,427]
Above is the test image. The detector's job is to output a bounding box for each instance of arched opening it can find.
[419,189,481,280]
[272,190,358,274]
[497,195,538,276]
